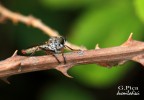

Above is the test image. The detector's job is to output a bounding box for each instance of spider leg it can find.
[39,47,61,64]
[61,48,66,64]
[64,45,80,51]
[51,53,61,64]
[62,53,66,64]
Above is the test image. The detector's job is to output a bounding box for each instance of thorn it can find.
[0,77,10,84]
[61,71,73,78]
[95,44,100,49]
[55,65,73,78]
[12,50,18,57]
[121,33,134,46]
[127,32,133,41]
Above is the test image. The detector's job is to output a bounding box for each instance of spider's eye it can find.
[59,36,66,45]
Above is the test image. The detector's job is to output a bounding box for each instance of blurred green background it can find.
[0,0,143,100]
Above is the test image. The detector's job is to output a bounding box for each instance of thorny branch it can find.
[0,4,144,83]
[0,34,144,80]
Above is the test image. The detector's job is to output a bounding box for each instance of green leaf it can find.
[69,2,143,88]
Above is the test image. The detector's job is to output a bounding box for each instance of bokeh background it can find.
[0,0,144,100]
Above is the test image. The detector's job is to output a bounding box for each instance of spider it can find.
[22,36,79,64]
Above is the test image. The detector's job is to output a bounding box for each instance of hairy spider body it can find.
[39,36,65,54]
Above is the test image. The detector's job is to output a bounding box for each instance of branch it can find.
[0,34,144,80]
[0,4,144,83]
[0,4,85,50]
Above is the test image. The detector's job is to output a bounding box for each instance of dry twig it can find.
[0,4,144,83]
[0,4,85,50]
